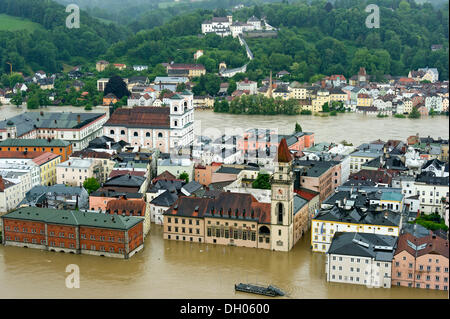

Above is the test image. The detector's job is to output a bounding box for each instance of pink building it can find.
[392,232,449,291]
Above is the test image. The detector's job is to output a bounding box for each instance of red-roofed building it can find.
[103,91,194,152]
[0,151,61,186]
[392,233,449,290]
[106,197,150,236]
[166,63,206,78]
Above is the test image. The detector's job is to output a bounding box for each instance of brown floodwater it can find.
[0,226,447,299]
[0,105,448,298]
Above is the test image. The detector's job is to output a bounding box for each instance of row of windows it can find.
[206,228,258,241]
[109,130,164,138]
[168,226,200,235]
[168,234,202,242]
[397,273,448,282]
[398,282,448,290]
[167,217,200,226]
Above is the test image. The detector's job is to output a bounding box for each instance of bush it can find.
[300,110,312,115]
[394,114,406,118]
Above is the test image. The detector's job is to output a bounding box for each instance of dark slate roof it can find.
[150,190,178,207]
[315,205,401,227]
[293,194,308,215]
[214,166,243,175]
[415,172,449,186]
[90,188,143,199]
[0,112,104,137]
[182,181,202,194]
[103,174,146,187]
[327,232,398,261]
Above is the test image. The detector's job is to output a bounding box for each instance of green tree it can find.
[104,76,130,99]
[11,93,23,107]
[83,177,100,194]
[252,173,271,190]
[179,172,189,183]
[295,122,302,132]
[408,106,421,119]
[26,95,39,109]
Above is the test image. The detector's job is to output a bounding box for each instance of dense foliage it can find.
[215,95,300,115]
[252,173,271,189]
[0,0,448,84]
[237,0,449,82]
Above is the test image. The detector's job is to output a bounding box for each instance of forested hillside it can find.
[0,0,448,81]
[0,0,128,74]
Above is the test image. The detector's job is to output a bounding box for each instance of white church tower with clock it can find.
[270,138,295,252]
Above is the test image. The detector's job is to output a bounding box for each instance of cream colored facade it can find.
[330,92,347,102]
[311,219,400,253]
[205,217,270,249]
[270,159,295,252]
[357,95,373,107]
[38,155,61,186]
[56,158,100,187]
[403,99,413,114]
[289,84,307,100]
[0,180,22,213]
[164,215,205,243]
[326,253,393,288]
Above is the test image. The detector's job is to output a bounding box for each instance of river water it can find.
[0,105,448,298]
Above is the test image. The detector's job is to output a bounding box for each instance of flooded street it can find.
[0,105,448,298]
[0,226,447,299]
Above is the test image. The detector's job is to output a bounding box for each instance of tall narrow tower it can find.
[268,70,273,98]
[270,138,294,251]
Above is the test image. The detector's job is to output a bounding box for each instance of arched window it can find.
[133,132,138,137]
[174,107,178,112]
[174,120,178,127]
[120,130,125,135]
[110,130,114,135]
[146,132,150,137]
[277,203,283,224]
[158,132,163,138]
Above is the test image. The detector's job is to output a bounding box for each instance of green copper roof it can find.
[170,94,183,100]
[0,138,70,147]
[2,207,143,230]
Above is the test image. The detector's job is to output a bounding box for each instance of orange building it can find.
[103,93,118,106]
[89,189,144,212]
[1,206,144,259]
[194,162,222,186]
[0,139,72,161]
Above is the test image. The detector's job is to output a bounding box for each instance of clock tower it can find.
[270,138,294,252]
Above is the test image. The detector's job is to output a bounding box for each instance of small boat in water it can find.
[234,283,285,297]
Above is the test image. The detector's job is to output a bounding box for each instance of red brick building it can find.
[1,207,144,259]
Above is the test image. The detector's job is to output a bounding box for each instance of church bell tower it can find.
[270,138,294,252]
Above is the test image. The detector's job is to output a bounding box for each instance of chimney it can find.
[77,114,81,124]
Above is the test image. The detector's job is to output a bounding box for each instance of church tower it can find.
[270,138,294,252]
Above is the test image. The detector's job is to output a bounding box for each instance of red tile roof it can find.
[168,63,205,70]
[295,188,319,201]
[109,170,146,178]
[277,138,293,163]
[105,107,170,128]
[152,170,177,183]
[106,198,146,216]
[395,233,449,258]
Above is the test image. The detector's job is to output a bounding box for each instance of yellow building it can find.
[440,144,449,162]
[310,89,330,113]
[33,153,62,186]
[96,60,109,72]
[289,82,307,100]
[272,85,291,100]
[329,88,347,102]
[311,207,400,253]
[403,99,413,114]
[357,93,373,107]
